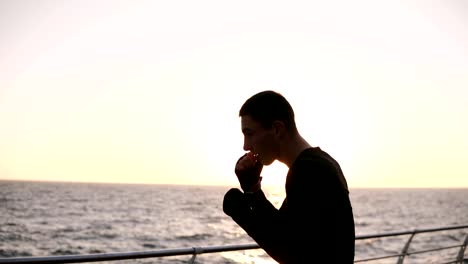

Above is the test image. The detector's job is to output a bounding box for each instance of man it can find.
[223,90,355,263]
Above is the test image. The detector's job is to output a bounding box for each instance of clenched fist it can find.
[235,152,263,193]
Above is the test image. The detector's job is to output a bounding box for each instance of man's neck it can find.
[278,134,312,168]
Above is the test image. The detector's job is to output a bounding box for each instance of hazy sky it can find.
[1,0,467,188]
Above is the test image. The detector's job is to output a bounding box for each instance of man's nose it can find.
[243,139,251,151]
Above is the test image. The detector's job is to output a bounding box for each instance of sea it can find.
[1,180,467,264]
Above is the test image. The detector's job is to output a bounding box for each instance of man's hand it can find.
[235,152,263,193]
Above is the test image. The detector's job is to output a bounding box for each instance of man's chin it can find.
[260,158,274,166]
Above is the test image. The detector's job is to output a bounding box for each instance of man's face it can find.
[241,115,278,165]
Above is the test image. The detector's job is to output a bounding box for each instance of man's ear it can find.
[272,120,286,138]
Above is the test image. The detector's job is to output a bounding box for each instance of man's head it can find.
[239,90,296,132]
[239,90,297,165]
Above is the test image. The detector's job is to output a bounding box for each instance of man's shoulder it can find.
[297,147,335,162]
[292,147,349,191]
[290,147,338,174]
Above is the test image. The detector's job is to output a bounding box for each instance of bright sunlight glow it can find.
[1,0,467,188]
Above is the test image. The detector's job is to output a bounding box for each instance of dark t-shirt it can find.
[224,147,355,263]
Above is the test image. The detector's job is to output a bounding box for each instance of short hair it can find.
[239,90,297,131]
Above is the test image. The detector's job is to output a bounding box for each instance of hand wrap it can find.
[235,153,263,193]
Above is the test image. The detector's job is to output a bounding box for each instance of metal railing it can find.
[353,224,468,264]
[1,224,467,264]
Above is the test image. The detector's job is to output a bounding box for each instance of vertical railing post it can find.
[456,234,468,264]
[190,247,204,264]
[396,231,416,264]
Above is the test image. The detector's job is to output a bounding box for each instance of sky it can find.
[0,0,467,188]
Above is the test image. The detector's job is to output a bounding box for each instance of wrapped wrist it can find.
[242,177,262,194]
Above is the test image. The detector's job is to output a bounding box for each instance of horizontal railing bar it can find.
[439,260,463,264]
[355,224,468,240]
[354,252,404,262]
[406,244,463,256]
[354,243,463,263]
[0,224,466,264]
[0,244,260,264]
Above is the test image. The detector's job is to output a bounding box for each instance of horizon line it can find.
[1,178,467,189]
